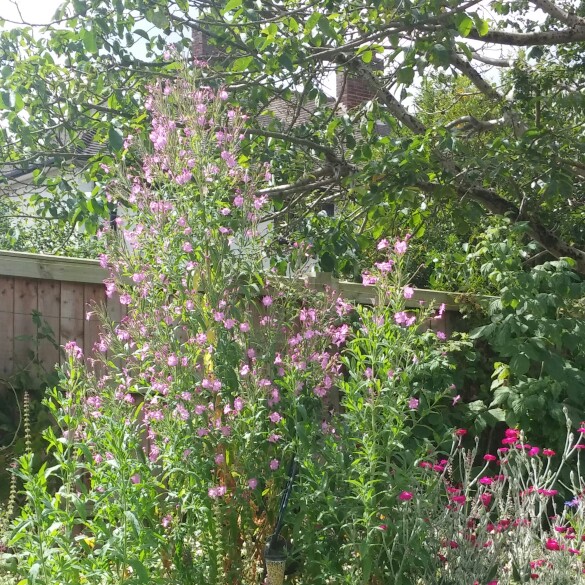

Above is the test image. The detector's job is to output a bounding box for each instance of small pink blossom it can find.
[161,515,172,528]
[377,238,389,250]
[394,237,409,254]
[403,286,414,299]
[269,459,280,471]
[408,397,419,410]
[398,491,414,501]
[248,478,258,489]
[375,260,394,273]
[262,296,273,307]
[269,412,282,424]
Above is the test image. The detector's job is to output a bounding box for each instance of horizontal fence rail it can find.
[0,250,468,382]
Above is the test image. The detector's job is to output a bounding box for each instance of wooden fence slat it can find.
[13,279,38,371]
[60,283,85,351]
[0,277,14,378]
[84,283,104,360]
[38,280,61,371]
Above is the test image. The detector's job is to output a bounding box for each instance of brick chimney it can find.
[192,29,223,61]
[336,59,383,109]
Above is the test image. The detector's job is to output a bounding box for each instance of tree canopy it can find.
[1,0,584,274]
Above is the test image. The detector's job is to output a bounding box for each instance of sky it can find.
[2,0,65,26]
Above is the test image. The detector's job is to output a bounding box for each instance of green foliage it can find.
[464,223,585,450]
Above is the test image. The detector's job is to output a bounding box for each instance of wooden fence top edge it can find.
[0,249,107,284]
[0,249,490,309]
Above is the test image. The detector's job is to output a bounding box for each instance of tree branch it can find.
[467,26,585,46]
[530,0,585,28]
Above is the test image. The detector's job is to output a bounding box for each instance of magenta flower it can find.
[377,238,389,250]
[131,474,141,484]
[398,491,414,501]
[480,493,492,507]
[269,459,280,471]
[436,331,447,341]
[408,397,419,410]
[545,537,561,551]
[543,448,556,456]
[262,296,273,307]
[248,478,258,489]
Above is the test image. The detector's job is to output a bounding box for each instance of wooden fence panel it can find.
[0,250,475,383]
[13,278,38,371]
[0,277,15,378]
[37,280,61,373]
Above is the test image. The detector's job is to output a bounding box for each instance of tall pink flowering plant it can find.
[8,67,348,585]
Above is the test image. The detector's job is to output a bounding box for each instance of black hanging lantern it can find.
[263,457,299,584]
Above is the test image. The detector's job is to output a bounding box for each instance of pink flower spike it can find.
[398,491,414,501]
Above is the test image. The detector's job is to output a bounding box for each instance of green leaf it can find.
[82,30,98,53]
[361,50,373,64]
[13,93,24,113]
[134,29,150,42]
[108,126,124,152]
[397,66,414,85]
[224,0,242,12]
[474,16,489,36]
[509,353,530,376]
[305,12,320,34]
[317,16,336,38]
[455,14,474,37]
[232,56,254,72]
